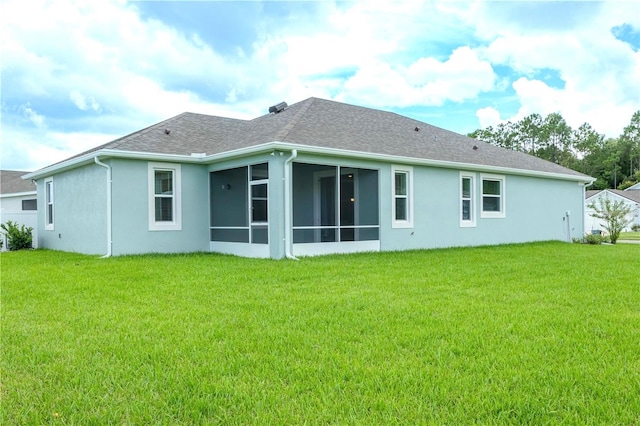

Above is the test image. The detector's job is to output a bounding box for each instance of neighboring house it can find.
[24,98,593,258]
[585,187,640,233]
[0,170,38,250]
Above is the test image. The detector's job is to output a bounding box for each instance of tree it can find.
[619,110,640,179]
[467,110,640,190]
[587,198,633,244]
[538,113,572,166]
[517,113,543,153]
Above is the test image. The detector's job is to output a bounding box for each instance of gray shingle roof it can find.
[67,97,591,179]
[0,170,36,195]
[586,189,640,203]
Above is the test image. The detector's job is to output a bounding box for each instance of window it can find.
[148,162,181,230]
[480,174,505,218]
[45,177,54,230]
[22,199,37,211]
[460,173,476,227]
[392,165,413,228]
[250,163,269,244]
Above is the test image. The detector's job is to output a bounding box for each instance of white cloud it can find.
[2,0,639,171]
[21,104,46,129]
[70,90,101,112]
[337,47,496,108]
[476,107,502,129]
[466,1,640,136]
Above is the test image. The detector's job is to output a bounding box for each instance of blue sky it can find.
[2,0,639,171]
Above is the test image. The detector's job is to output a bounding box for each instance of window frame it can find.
[44,177,54,230]
[391,165,413,228]
[480,173,506,219]
[460,172,476,227]
[148,162,182,231]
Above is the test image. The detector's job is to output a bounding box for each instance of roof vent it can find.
[414,127,420,132]
[473,145,478,150]
[164,129,171,135]
[269,102,288,114]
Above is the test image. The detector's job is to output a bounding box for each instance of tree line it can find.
[468,111,640,190]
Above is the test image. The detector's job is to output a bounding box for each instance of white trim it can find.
[460,172,476,227]
[391,165,413,228]
[24,142,594,184]
[0,191,37,198]
[284,150,298,260]
[209,241,270,258]
[148,162,182,231]
[293,240,380,257]
[44,177,54,231]
[480,173,506,219]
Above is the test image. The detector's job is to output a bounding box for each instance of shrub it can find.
[584,233,605,245]
[632,224,640,232]
[0,220,33,251]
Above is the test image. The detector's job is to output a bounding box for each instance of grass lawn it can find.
[2,242,639,424]
[620,231,640,241]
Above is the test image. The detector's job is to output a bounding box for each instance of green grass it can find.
[2,242,639,424]
[620,231,640,240]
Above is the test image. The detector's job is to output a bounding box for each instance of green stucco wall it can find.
[110,159,209,255]
[38,163,108,255]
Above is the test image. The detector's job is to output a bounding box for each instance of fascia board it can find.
[23,141,595,184]
[23,145,278,180]
[0,191,38,198]
[267,142,596,184]
[23,150,209,180]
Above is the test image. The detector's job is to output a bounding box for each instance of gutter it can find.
[0,191,37,198]
[284,149,298,260]
[23,142,595,184]
[94,157,112,258]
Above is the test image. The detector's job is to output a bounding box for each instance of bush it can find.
[584,233,605,245]
[0,220,33,251]
[632,224,640,232]
[573,233,610,245]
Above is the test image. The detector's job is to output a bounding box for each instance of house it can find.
[585,187,640,233]
[24,98,593,258]
[0,170,38,249]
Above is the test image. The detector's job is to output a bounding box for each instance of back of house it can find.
[24,98,594,258]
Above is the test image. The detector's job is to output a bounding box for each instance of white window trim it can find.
[148,162,182,231]
[460,172,476,227]
[480,173,506,219]
[391,165,413,228]
[44,177,54,231]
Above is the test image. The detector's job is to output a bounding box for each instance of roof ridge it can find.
[274,98,316,141]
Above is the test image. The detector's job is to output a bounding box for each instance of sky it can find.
[2,0,640,172]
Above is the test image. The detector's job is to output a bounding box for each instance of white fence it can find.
[0,210,38,250]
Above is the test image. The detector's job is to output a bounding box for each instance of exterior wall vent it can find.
[269,102,288,114]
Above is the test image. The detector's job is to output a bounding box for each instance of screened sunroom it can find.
[209,162,270,258]
[291,163,380,256]
[208,160,380,258]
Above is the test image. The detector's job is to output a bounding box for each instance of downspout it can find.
[284,149,298,260]
[582,179,595,239]
[94,157,112,257]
